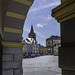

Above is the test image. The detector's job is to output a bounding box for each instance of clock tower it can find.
[28,25,36,41]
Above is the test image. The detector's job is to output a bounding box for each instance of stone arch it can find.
[0,0,75,75]
[0,0,34,75]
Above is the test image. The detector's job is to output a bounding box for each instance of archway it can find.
[0,0,74,75]
[22,0,61,75]
[0,0,34,75]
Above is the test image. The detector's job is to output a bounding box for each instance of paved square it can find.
[22,55,61,75]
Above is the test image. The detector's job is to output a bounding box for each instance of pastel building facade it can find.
[22,43,28,54]
[39,44,48,55]
[46,35,61,55]
[28,44,32,55]
[32,44,39,54]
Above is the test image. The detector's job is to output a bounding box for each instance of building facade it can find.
[22,24,38,55]
[46,35,61,55]
[25,37,36,44]
[53,43,61,56]
[32,44,39,54]
[22,43,28,54]
[28,44,32,55]
[39,44,48,55]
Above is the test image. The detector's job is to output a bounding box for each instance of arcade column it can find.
[0,0,34,75]
[0,0,9,74]
[52,0,75,75]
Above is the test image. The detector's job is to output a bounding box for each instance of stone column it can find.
[0,0,34,75]
[0,0,9,74]
[52,0,75,75]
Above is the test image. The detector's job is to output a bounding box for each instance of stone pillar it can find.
[0,0,34,75]
[52,0,75,75]
[0,0,9,74]
[0,43,2,75]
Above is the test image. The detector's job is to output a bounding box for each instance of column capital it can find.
[52,0,75,23]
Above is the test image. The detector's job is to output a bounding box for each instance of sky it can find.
[22,0,61,46]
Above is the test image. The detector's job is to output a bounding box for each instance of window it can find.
[36,46,38,48]
[36,49,38,51]
[54,41,55,43]
[48,42,50,44]
[39,52,41,54]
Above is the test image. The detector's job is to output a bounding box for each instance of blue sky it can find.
[22,0,61,46]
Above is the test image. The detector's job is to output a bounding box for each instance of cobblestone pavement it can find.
[22,55,61,75]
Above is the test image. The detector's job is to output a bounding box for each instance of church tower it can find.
[28,25,36,41]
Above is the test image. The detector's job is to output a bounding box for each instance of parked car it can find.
[42,54,45,56]
[40,54,45,56]
[35,54,40,57]
[23,54,26,58]
[25,54,28,58]
[31,54,35,58]
[23,53,28,58]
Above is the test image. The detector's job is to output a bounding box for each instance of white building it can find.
[32,44,39,54]
[25,37,36,44]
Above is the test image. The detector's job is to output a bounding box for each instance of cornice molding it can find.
[52,0,75,23]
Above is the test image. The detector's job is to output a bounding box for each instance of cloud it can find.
[29,2,60,12]
[37,24,43,28]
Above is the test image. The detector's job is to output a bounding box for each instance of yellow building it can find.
[39,45,48,55]
[22,43,28,54]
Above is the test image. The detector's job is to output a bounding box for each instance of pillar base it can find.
[2,46,23,75]
[59,46,75,70]
[59,46,75,75]
[62,69,75,75]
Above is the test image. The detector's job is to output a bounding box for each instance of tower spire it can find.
[28,24,36,41]
[30,25,34,33]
